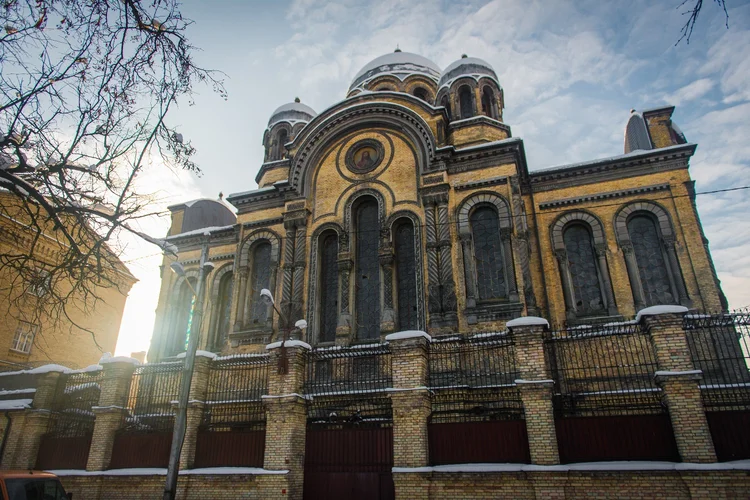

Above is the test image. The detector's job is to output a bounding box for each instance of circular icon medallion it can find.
[345,139,384,174]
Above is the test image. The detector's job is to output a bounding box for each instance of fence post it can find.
[508,317,560,466]
[640,306,717,463]
[178,353,214,469]
[86,358,138,471]
[2,368,64,469]
[262,342,310,500]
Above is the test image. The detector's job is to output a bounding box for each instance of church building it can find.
[148,50,725,360]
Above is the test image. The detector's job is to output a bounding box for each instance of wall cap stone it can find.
[99,354,141,365]
[515,379,554,385]
[265,340,312,350]
[386,330,432,342]
[47,467,290,476]
[507,316,549,329]
[175,350,217,360]
[635,305,689,322]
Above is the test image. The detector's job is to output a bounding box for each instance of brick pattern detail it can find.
[644,312,717,463]
[180,356,212,469]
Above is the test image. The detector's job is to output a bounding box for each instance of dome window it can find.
[481,87,497,119]
[274,129,288,161]
[413,87,429,102]
[459,85,474,120]
[440,95,452,121]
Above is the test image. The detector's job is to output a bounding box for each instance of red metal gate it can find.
[303,425,394,500]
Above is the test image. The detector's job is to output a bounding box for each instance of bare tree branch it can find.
[676,0,729,45]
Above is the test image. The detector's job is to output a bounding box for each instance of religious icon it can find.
[346,139,384,173]
[354,147,376,170]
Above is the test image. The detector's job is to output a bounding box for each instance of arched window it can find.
[248,242,272,325]
[319,232,339,343]
[394,219,418,330]
[481,87,495,119]
[275,129,288,160]
[627,215,674,306]
[459,85,473,119]
[470,206,506,300]
[563,224,605,315]
[212,272,233,350]
[440,95,452,120]
[355,199,381,339]
[413,87,429,102]
[172,278,196,355]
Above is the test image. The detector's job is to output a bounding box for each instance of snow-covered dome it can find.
[267,98,317,128]
[349,50,441,91]
[439,55,500,89]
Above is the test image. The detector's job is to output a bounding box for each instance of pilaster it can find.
[179,354,213,469]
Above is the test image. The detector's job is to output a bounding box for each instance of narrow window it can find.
[394,220,418,331]
[481,87,495,118]
[355,199,381,339]
[11,322,37,354]
[249,242,272,325]
[413,87,429,102]
[319,232,339,343]
[563,224,605,315]
[459,86,473,119]
[213,272,233,349]
[627,215,674,306]
[470,206,505,300]
[173,278,196,354]
[440,95,452,120]
[275,129,288,160]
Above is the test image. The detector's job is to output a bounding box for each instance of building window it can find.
[563,224,605,315]
[355,199,381,340]
[27,269,51,297]
[11,322,36,354]
[627,215,675,306]
[212,272,233,350]
[248,242,272,325]
[394,219,418,331]
[319,232,339,343]
[172,279,196,354]
[459,85,473,119]
[481,87,496,119]
[413,87,429,102]
[470,206,506,300]
[440,95,452,120]
[275,129,288,161]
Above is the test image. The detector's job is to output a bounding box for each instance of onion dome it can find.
[267,97,317,129]
[438,54,500,89]
[349,50,441,92]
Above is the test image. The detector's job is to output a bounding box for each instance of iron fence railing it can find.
[120,361,182,433]
[46,369,103,437]
[201,354,269,430]
[304,343,392,397]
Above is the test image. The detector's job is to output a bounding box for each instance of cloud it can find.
[662,78,715,105]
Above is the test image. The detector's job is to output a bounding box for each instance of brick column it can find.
[387,331,431,500]
[179,353,213,469]
[640,306,717,463]
[87,359,138,471]
[3,369,64,469]
[261,341,310,500]
[508,317,560,466]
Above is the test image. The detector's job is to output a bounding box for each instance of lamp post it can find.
[163,243,214,500]
[259,288,307,373]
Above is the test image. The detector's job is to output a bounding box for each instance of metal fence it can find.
[195,354,270,468]
[685,310,750,461]
[109,361,182,469]
[546,322,678,463]
[36,369,103,469]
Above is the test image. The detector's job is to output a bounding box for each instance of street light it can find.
[163,246,214,500]
[259,288,307,373]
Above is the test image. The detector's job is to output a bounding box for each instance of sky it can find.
[113,0,750,357]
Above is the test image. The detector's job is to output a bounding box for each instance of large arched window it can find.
[355,199,381,340]
[470,206,506,300]
[481,87,496,119]
[171,278,196,355]
[627,215,675,306]
[459,85,473,119]
[212,271,233,350]
[319,231,339,343]
[563,224,605,316]
[394,219,418,331]
[275,129,288,161]
[440,95,452,120]
[248,242,272,325]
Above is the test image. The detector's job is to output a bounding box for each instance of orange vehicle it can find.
[0,471,71,500]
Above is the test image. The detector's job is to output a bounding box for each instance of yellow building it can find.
[0,192,136,369]
[148,51,726,360]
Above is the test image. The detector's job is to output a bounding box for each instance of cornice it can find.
[538,183,671,210]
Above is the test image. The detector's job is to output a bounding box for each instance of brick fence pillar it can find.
[261,341,310,500]
[179,353,213,469]
[640,306,716,463]
[3,369,64,469]
[508,317,560,466]
[87,358,138,471]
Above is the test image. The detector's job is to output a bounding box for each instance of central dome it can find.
[349,51,441,91]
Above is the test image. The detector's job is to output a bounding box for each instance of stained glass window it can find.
[214,272,233,349]
[394,220,418,331]
[249,242,272,325]
[355,200,381,340]
[320,233,339,343]
[173,278,195,354]
[470,206,506,300]
[627,215,674,306]
[459,86,473,119]
[563,224,605,315]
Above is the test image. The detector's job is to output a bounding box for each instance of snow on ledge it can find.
[99,353,141,366]
[635,305,689,321]
[0,399,32,410]
[654,370,702,377]
[261,393,312,401]
[514,379,554,385]
[385,330,431,342]
[506,317,549,329]
[392,460,750,474]
[266,340,312,351]
[46,468,289,477]
[26,364,69,375]
[175,350,218,360]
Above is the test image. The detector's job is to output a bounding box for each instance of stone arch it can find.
[289,101,437,197]
[386,210,426,332]
[265,122,293,162]
[164,268,200,357]
[239,229,281,266]
[306,222,345,345]
[206,263,234,350]
[343,188,386,243]
[456,191,512,235]
[550,210,606,251]
[234,229,282,332]
[614,200,674,244]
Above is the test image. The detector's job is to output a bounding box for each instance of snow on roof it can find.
[350,51,441,90]
[635,305,689,322]
[0,398,32,410]
[385,331,432,342]
[165,224,236,240]
[266,340,312,351]
[506,317,550,329]
[268,101,317,128]
[439,56,499,88]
